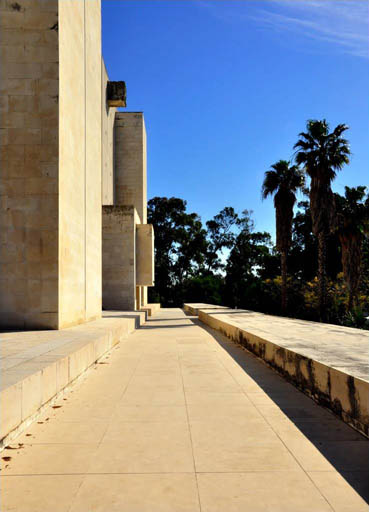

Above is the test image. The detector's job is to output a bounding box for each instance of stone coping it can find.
[183,303,229,316]
[0,311,146,445]
[196,308,369,438]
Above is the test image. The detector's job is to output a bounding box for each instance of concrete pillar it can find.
[102,111,151,312]
[114,112,147,223]
[102,206,138,311]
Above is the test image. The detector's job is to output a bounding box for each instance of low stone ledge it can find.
[197,308,369,438]
[140,303,161,317]
[0,311,146,446]
[183,303,229,316]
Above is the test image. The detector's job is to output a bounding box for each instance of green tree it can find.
[336,186,369,311]
[225,211,273,309]
[290,201,342,283]
[294,119,350,321]
[147,197,208,306]
[261,160,304,313]
[205,207,239,272]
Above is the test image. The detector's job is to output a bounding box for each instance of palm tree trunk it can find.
[318,232,327,322]
[281,251,288,314]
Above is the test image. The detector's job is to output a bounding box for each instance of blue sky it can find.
[102,0,369,238]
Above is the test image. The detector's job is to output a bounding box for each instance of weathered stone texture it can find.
[114,112,147,223]
[0,0,102,328]
[136,223,154,286]
[0,0,59,328]
[195,307,369,438]
[58,0,102,328]
[85,0,102,322]
[101,60,116,206]
[102,206,139,311]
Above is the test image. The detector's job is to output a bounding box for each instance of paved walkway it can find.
[1,309,368,511]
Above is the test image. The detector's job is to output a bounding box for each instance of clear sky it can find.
[102,0,369,238]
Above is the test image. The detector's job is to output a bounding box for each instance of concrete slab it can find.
[0,308,368,511]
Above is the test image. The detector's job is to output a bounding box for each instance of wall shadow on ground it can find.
[183,312,369,504]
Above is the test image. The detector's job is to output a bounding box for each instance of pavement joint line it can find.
[178,346,203,512]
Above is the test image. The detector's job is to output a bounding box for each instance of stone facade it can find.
[102,206,139,311]
[0,0,59,329]
[136,224,154,287]
[114,112,147,223]
[0,0,155,329]
[101,60,116,206]
[101,111,154,312]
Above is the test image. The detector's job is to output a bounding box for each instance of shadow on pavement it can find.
[180,313,369,504]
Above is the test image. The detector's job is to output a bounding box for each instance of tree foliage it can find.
[147,121,367,329]
[294,119,351,321]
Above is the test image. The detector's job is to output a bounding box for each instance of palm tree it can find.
[262,160,304,313]
[336,186,369,311]
[294,119,350,322]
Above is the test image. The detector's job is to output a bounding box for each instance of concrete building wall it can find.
[114,112,147,222]
[0,0,102,329]
[101,60,116,206]
[0,0,59,328]
[102,206,138,311]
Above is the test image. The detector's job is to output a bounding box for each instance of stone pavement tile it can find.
[197,471,333,512]
[270,415,365,442]
[256,403,334,422]
[1,443,98,475]
[135,362,181,375]
[120,388,186,406]
[240,377,295,394]
[15,419,108,444]
[340,471,369,503]
[127,374,183,389]
[69,474,200,512]
[185,390,252,405]
[187,403,262,421]
[0,475,84,512]
[92,422,194,473]
[180,363,224,375]
[176,337,208,344]
[246,390,317,407]
[50,399,118,422]
[275,430,369,472]
[308,471,369,512]
[190,420,300,472]
[182,378,241,393]
[111,405,188,422]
